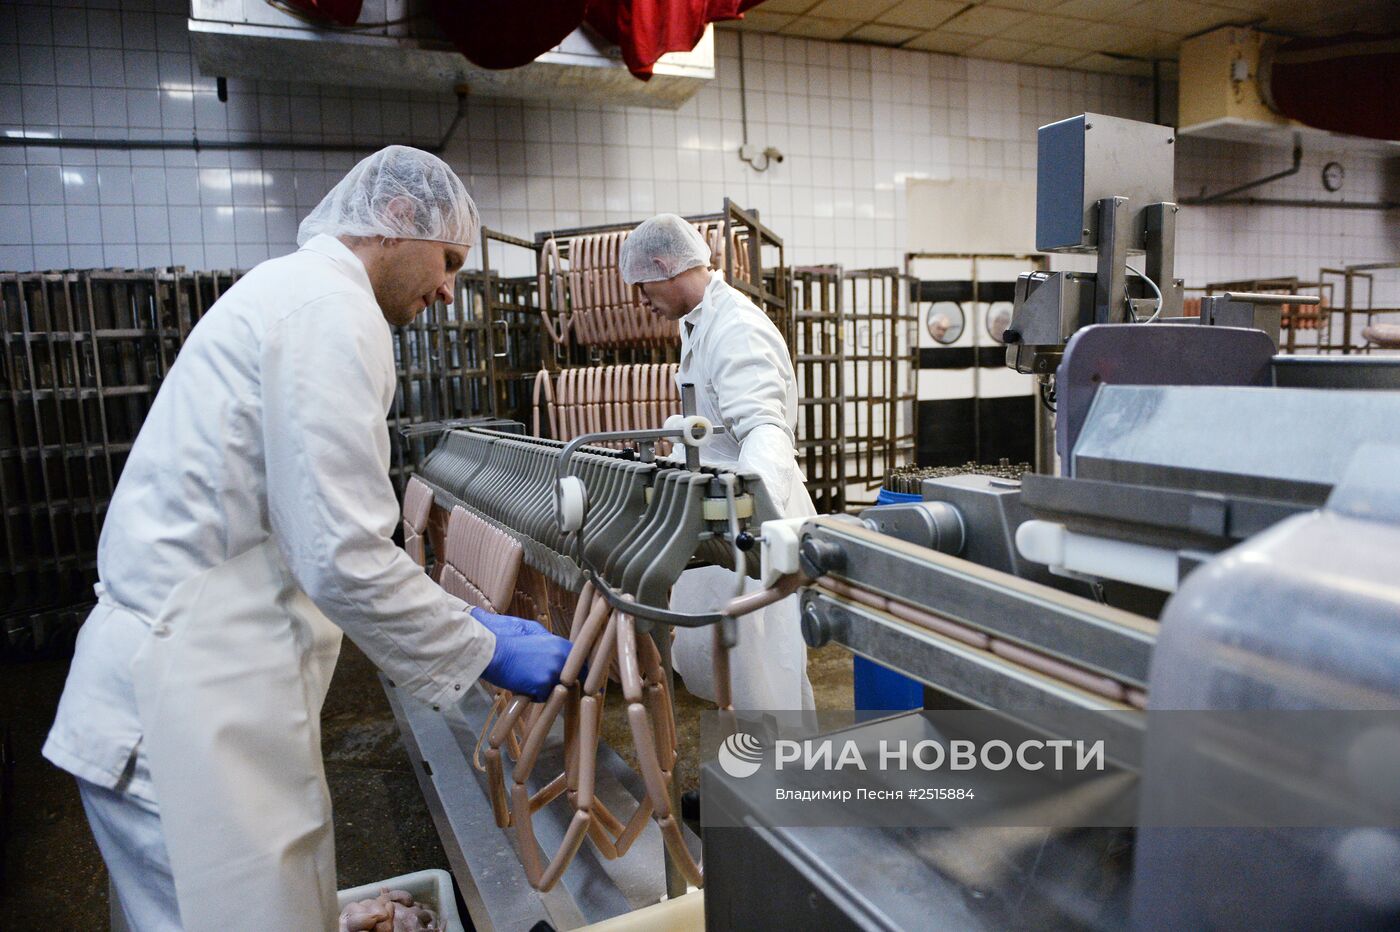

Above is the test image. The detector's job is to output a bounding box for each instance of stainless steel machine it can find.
[383,393,781,928]
[703,114,1400,930]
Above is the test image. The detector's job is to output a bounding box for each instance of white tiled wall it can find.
[2,0,1396,293]
[1176,137,1400,296]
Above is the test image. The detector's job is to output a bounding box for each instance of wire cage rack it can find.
[1319,262,1400,355]
[525,200,792,444]
[841,268,920,505]
[788,266,846,514]
[1,212,926,648]
[1,267,239,653]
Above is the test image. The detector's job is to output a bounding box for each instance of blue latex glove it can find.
[471,606,552,639]
[480,625,572,702]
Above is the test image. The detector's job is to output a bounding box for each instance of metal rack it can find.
[724,201,789,345]
[788,266,846,514]
[477,229,548,423]
[1,267,238,652]
[0,244,544,651]
[1320,262,1400,354]
[388,271,493,494]
[531,199,786,361]
[842,268,920,503]
[1197,267,1400,356]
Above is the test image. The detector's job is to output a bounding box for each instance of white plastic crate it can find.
[336,868,464,932]
[112,871,463,932]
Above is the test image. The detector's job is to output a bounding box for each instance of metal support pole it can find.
[670,384,702,894]
[1144,202,1182,318]
[1094,197,1131,326]
[1344,269,1355,355]
[971,257,983,463]
[680,383,701,470]
[651,626,687,900]
[1035,375,1056,475]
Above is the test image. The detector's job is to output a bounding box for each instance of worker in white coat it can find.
[43,146,572,931]
[619,214,816,711]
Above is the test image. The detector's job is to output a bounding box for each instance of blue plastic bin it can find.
[851,488,927,711]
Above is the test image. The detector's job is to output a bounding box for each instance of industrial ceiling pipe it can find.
[1186,135,1302,204]
[0,88,467,155]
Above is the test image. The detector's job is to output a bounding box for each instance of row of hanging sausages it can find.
[402,482,711,893]
[532,364,681,445]
[480,583,703,892]
[538,222,752,350]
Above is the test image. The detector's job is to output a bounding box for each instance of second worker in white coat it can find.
[620,214,816,711]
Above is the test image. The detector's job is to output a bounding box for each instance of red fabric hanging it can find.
[284,0,767,78]
[430,0,590,71]
[586,0,766,79]
[1263,34,1400,142]
[279,0,364,27]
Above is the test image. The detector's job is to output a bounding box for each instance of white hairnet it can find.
[619,213,712,285]
[296,145,479,249]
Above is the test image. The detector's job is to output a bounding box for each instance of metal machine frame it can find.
[701,113,1400,931]
[389,388,779,925]
[1201,276,1331,354]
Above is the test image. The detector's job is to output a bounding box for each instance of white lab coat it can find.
[670,272,816,711]
[44,235,495,927]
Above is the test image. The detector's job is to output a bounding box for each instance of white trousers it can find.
[670,564,815,711]
[77,777,182,932]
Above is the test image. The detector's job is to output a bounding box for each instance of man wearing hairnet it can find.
[620,214,816,712]
[43,146,572,930]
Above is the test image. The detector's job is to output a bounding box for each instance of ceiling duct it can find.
[1178,26,1400,151]
[188,0,714,109]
